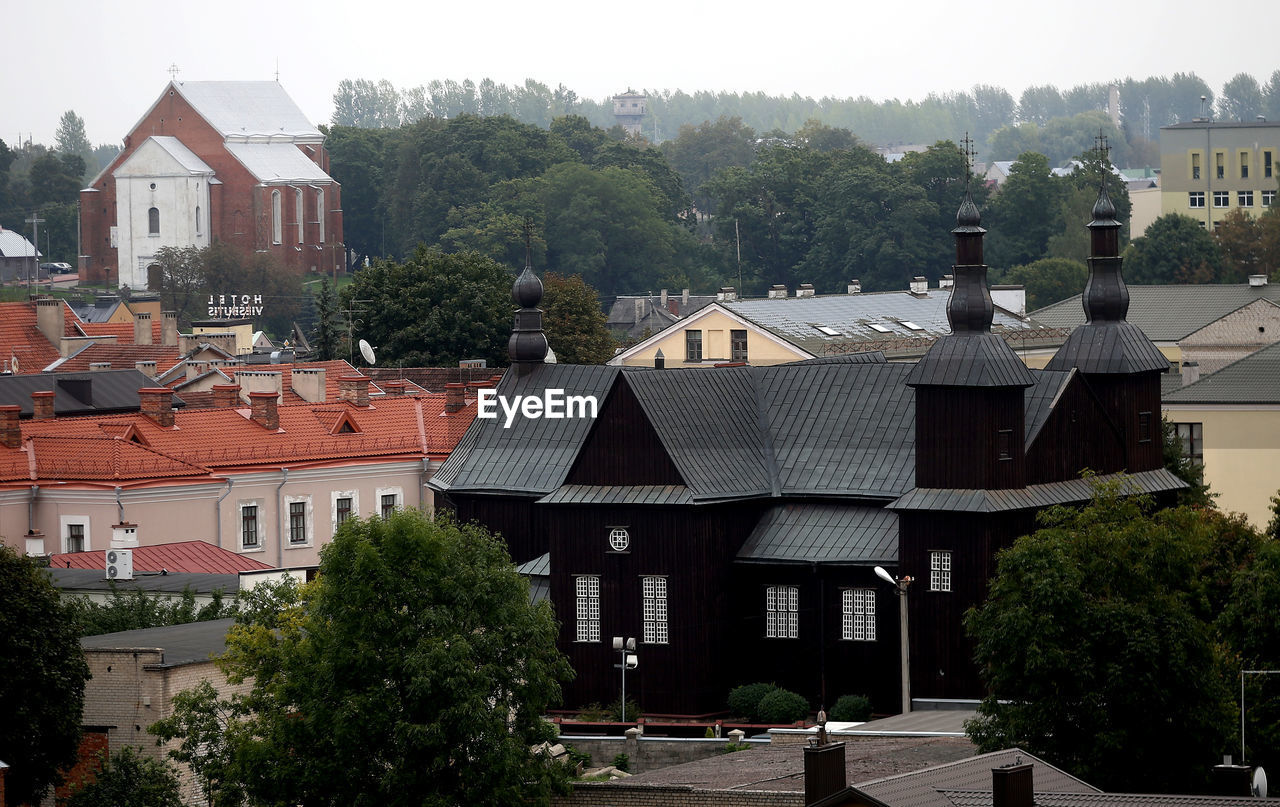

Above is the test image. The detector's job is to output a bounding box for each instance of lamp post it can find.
[875,566,913,715]
[612,636,638,723]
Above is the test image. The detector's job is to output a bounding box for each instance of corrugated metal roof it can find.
[1024,369,1073,448]
[1032,283,1280,342]
[516,552,550,576]
[224,142,335,183]
[1046,323,1170,375]
[174,81,322,139]
[736,503,897,564]
[1164,339,1280,404]
[537,485,693,506]
[0,229,38,258]
[781,352,888,365]
[907,333,1037,388]
[856,748,1100,807]
[50,540,272,573]
[889,469,1187,513]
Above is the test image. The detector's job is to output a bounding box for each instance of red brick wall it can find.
[53,730,110,804]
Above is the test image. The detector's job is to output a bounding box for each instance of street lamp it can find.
[612,636,638,723]
[875,566,913,715]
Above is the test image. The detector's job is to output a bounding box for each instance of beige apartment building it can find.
[1160,120,1280,228]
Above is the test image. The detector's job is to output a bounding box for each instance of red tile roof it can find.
[0,301,62,373]
[50,540,273,573]
[3,436,211,482]
[53,344,187,374]
[75,320,164,344]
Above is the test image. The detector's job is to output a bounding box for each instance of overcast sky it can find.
[8,0,1278,147]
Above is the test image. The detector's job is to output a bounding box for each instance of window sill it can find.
[285,542,313,550]
[240,546,265,553]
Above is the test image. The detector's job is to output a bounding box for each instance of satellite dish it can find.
[1254,767,1268,799]
[358,339,376,366]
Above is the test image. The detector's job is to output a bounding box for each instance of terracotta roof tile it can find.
[0,301,62,373]
[50,540,272,573]
[75,320,164,344]
[20,435,210,481]
[54,344,187,374]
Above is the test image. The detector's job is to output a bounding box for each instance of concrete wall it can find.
[1162,405,1280,527]
[558,735,767,775]
[1160,123,1280,228]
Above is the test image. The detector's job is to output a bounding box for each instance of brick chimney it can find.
[31,390,55,420]
[138,387,175,427]
[212,384,242,408]
[161,311,179,347]
[249,391,279,430]
[338,375,370,407]
[0,405,21,449]
[383,380,407,397]
[135,361,157,378]
[36,298,65,346]
[992,762,1034,807]
[134,312,153,345]
[445,382,465,414]
[291,367,326,403]
[803,742,847,806]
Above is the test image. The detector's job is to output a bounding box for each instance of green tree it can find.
[1213,207,1264,282]
[28,151,85,207]
[0,545,91,806]
[1161,417,1213,507]
[1124,213,1227,284]
[55,110,94,181]
[341,248,512,366]
[150,245,204,321]
[331,79,403,128]
[986,152,1063,269]
[541,272,615,364]
[1264,70,1280,122]
[65,747,183,807]
[965,485,1243,792]
[325,125,402,269]
[1017,85,1067,126]
[153,511,573,807]
[1218,73,1263,122]
[310,277,341,360]
[65,586,234,637]
[1000,258,1088,311]
[660,116,758,216]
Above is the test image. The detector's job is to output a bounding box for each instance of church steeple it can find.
[508,225,549,371]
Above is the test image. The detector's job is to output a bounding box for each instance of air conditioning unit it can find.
[106,549,133,581]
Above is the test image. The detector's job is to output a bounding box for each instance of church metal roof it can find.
[224,143,334,184]
[735,503,898,564]
[174,81,322,140]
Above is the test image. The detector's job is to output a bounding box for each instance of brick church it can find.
[80,81,344,289]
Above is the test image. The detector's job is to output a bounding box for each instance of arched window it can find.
[271,190,282,244]
[195,205,202,235]
[148,207,160,235]
[295,188,304,243]
[316,188,325,243]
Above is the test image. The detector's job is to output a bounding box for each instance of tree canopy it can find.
[152,511,573,807]
[149,243,301,336]
[541,272,616,364]
[0,545,91,806]
[1124,213,1227,284]
[65,747,183,807]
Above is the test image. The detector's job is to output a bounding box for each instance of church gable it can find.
[565,375,684,487]
[113,137,214,179]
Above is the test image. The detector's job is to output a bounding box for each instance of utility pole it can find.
[25,213,45,294]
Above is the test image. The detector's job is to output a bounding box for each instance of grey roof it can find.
[68,297,126,323]
[941,792,1280,807]
[1046,323,1170,375]
[516,553,550,576]
[1163,120,1280,130]
[145,136,215,174]
[80,617,234,668]
[516,553,550,605]
[781,352,888,365]
[0,369,186,416]
[174,81,322,140]
[224,142,335,184]
[1164,339,1280,404]
[538,485,693,506]
[1023,369,1073,447]
[889,469,1187,514]
[0,228,38,258]
[48,568,239,595]
[723,290,1040,355]
[907,333,1037,388]
[1031,283,1280,342]
[736,503,898,564]
[856,748,1100,807]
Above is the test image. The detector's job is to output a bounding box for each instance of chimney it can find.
[0,405,21,449]
[717,286,737,302]
[31,390,55,420]
[909,276,928,295]
[1249,274,1268,287]
[940,274,955,289]
[292,367,326,403]
[847,279,862,294]
[445,382,465,414]
[135,361,157,378]
[138,387,175,427]
[803,742,847,806]
[654,348,665,370]
[185,361,208,381]
[212,384,242,407]
[25,530,46,557]
[238,370,283,402]
[796,283,816,298]
[383,380,407,397]
[36,298,65,345]
[992,763,1035,807]
[89,362,111,372]
[161,311,179,346]
[990,285,1027,317]
[249,391,279,430]
[768,284,787,299]
[110,522,139,548]
[682,288,690,306]
[1181,360,1200,386]
[660,289,668,308]
[338,375,370,407]
[134,312,153,345]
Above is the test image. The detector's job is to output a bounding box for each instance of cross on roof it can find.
[1094,130,1111,163]
[960,132,977,186]
[522,217,535,267]
[168,63,181,80]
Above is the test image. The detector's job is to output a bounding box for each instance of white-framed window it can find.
[59,515,91,554]
[148,207,160,235]
[930,551,952,592]
[239,501,262,549]
[841,588,876,641]
[608,527,630,552]
[271,190,283,244]
[1264,190,1277,207]
[316,187,325,243]
[1188,191,1205,209]
[766,585,799,639]
[730,329,748,362]
[295,188,304,244]
[284,494,313,546]
[686,329,703,361]
[1174,422,1203,463]
[376,486,403,519]
[331,490,358,530]
[1265,150,1274,179]
[642,576,668,644]
[1213,190,1231,207]
[195,205,202,236]
[1241,151,1251,179]
[575,575,600,642]
[1239,191,1254,207]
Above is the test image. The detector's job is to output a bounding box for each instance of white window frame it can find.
[60,515,91,554]
[295,187,304,244]
[1263,190,1277,207]
[841,588,876,641]
[575,575,600,642]
[930,551,952,592]
[1239,190,1254,208]
[284,494,313,547]
[766,585,799,639]
[642,576,668,644]
[1188,191,1205,209]
[316,187,325,243]
[331,490,359,531]
[1213,190,1231,208]
[376,486,403,519]
[238,499,265,551]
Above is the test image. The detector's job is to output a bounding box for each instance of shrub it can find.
[757,688,809,724]
[612,753,630,772]
[727,682,777,722]
[829,694,873,722]
[605,696,642,722]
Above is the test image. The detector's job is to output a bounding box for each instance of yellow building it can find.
[1160,120,1280,228]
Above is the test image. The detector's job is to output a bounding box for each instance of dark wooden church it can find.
[430,178,1182,717]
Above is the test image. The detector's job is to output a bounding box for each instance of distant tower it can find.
[613,90,647,137]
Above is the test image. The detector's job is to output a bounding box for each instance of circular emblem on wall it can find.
[609,527,630,552]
